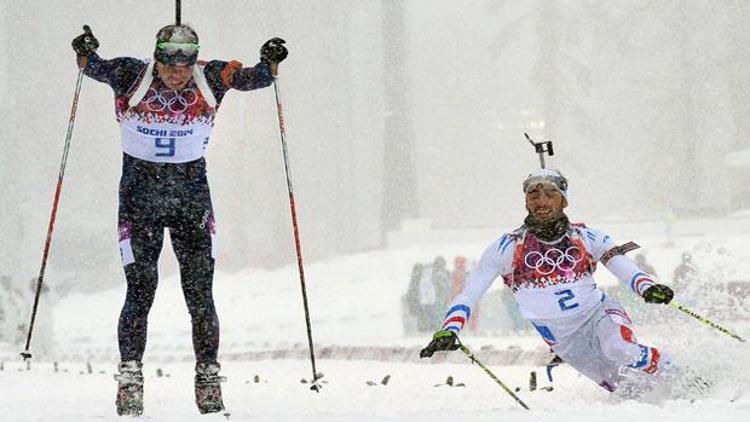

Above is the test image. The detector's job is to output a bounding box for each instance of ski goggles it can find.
[155,41,200,66]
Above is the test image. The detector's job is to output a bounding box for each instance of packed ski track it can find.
[2,231,749,421]
[1,360,748,421]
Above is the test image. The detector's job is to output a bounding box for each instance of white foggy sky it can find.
[1,1,749,291]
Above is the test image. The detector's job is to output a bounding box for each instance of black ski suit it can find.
[80,52,274,363]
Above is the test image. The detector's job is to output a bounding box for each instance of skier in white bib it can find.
[71,24,287,415]
[420,169,677,395]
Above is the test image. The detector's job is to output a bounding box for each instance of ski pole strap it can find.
[458,344,530,410]
[670,300,746,343]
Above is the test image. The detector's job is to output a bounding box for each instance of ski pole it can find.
[20,49,89,361]
[272,76,321,391]
[458,343,530,410]
[670,300,746,343]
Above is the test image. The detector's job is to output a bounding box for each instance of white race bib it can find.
[121,120,212,163]
[118,63,218,163]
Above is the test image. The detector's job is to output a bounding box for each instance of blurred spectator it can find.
[451,256,480,332]
[451,256,467,298]
[402,257,452,333]
[402,263,424,334]
[25,276,56,357]
[404,261,439,333]
[428,256,451,330]
[673,252,697,292]
[663,206,677,247]
[1,275,29,347]
[431,256,451,307]
[417,262,435,332]
[500,287,531,334]
[634,253,657,276]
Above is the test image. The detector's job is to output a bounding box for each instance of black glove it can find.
[71,25,99,56]
[260,37,288,64]
[643,284,674,304]
[419,330,459,358]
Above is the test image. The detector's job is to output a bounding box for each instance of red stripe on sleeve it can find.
[443,316,466,327]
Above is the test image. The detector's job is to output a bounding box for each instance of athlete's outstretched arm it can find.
[229,62,276,91]
[441,236,514,333]
[605,255,657,297]
[579,227,657,298]
[80,53,147,96]
[71,26,146,96]
[203,60,275,96]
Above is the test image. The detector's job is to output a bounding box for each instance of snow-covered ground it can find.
[1,226,749,420]
[1,357,748,421]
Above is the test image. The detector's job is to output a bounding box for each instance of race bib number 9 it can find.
[120,123,212,163]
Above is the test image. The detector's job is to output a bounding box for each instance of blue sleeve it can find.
[229,61,275,91]
[80,53,147,97]
[203,60,275,103]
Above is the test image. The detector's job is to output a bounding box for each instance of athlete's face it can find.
[156,62,193,90]
[525,184,567,223]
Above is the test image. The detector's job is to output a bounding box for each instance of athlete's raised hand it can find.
[260,37,288,64]
[72,25,99,56]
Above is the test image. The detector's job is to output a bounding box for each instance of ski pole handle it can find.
[670,300,746,343]
[76,25,94,69]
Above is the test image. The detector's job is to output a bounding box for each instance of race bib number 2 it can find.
[555,289,579,311]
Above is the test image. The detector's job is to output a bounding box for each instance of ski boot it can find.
[114,360,144,416]
[195,361,226,414]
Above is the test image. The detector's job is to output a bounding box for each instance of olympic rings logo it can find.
[144,87,198,113]
[524,246,583,275]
